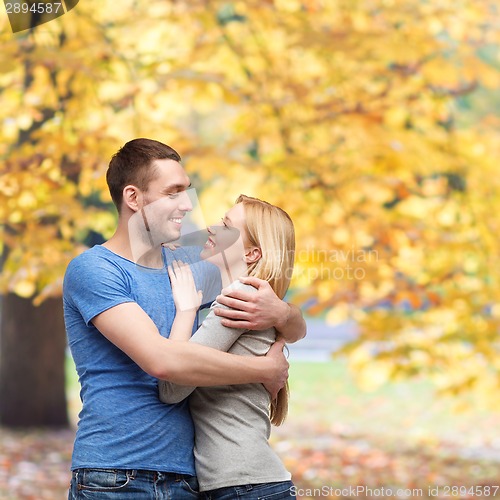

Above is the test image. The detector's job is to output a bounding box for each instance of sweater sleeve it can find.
[158,282,254,404]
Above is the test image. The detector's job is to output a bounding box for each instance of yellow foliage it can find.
[13,279,36,298]
[1,0,500,405]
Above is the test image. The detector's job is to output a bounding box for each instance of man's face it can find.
[140,159,193,245]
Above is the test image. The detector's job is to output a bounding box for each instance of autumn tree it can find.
[0,0,274,427]
[173,0,500,404]
[1,0,500,427]
[1,8,116,427]
[116,0,500,404]
[0,1,195,426]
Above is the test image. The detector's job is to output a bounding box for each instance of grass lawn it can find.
[285,359,500,449]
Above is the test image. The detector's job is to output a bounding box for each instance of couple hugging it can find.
[64,138,306,499]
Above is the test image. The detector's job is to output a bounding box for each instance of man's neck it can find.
[103,221,164,269]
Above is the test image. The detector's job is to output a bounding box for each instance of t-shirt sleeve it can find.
[159,282,255,404]
[64,252,134,326]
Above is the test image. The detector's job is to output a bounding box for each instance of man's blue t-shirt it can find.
[63,245,220,473]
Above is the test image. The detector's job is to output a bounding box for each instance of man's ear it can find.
[122,185,143,213]
[244,246,262,264]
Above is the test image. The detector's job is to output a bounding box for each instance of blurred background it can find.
[1,0,500,498]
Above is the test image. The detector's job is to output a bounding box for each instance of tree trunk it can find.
[0,293,69,428]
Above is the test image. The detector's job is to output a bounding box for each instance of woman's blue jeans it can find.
[203,480,296,499]
[68,468,199,499]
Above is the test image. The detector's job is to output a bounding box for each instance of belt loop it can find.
[75,469,82,490]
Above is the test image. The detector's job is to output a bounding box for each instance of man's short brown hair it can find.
[106,138,181,210]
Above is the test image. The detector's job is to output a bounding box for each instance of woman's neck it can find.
[217,259,248,288]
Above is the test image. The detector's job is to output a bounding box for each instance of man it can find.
[64,138,306,499]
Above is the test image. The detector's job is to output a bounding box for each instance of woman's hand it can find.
[168,260,203,312]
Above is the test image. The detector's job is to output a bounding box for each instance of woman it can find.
[159,194,296,499]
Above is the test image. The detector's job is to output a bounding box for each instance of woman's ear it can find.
[122,185,143,213]
[244,246,262,264]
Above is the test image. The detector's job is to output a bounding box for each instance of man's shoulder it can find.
[67,245,125,269]
[63,246,136,306]
[64,246,128,287]
[66,246,99,276]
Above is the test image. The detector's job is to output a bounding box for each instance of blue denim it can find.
[203,481,296,500]
[68,468,199,499]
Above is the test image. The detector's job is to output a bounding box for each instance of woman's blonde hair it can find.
[236,194,295,299]
[236,194,296,426]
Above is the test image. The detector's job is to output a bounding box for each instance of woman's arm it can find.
[159,263,252,404]
[159,298,250,403]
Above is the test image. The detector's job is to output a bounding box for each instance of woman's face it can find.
[200,203,249,268]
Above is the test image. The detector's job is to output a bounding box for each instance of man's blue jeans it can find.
[202,480,296,499]
[68,468,199,499]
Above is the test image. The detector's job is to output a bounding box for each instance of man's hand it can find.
[214,276,290,330]
[215,276,306,343]
[263,338,289,399]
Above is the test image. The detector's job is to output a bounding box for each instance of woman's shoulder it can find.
[208,279,257,312]
[226,279,258,293]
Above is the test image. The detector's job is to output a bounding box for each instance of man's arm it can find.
[214,276,307,343]
[92,301,288,398]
